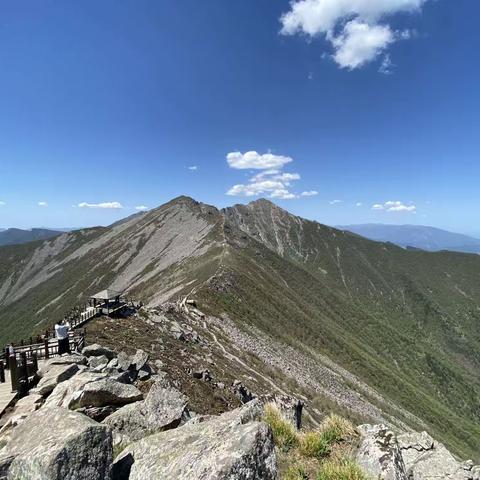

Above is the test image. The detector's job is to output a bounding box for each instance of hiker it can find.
[55,320,70,355]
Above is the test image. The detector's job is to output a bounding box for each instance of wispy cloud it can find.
[38,201,48,207]
[0,201,6,206]
[77,202,124,209]
[226,150,316,200]
[301,190,318,197]
[329,199,342,205]
[280,0,428,71]
[356,202,363,207]
[188,166,198,171]
[135,205,149,211]
[372,200,416,213]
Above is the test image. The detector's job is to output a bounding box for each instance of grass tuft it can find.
[264,403,299,452]
[299,431,332,459]
[316,457,368,480]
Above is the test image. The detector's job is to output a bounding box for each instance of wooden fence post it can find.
[18,352,28,397]
[44,338,50,359]
[32,352,38,376]
[0,361,4,383]
[9,355,18,392]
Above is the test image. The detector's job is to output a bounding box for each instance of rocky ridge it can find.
[0,337,476,479]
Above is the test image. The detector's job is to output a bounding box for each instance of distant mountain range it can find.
[337,224,480,254]
[0,228,64,247]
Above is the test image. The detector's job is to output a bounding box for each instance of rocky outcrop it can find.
[356,424,407,480]
[44,371,142,410]
[398,432,479,480]
[82,343,116,360]
[0,407,112,480]
[112,400,277,480]
[35,363,80,396]
[103,378,189,445]
[357,426,480,480]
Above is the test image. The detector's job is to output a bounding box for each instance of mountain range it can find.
[0,228,64,247]
[338,223,480,254]
[0,196,479,460]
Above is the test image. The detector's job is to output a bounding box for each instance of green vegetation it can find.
[316,458,368,480]
[1,196,480,460]
[264,404,366,480]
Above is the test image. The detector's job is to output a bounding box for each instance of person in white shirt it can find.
[55,321,70,355]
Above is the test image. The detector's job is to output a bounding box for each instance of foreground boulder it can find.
[103,378,189,444]
[35,363,80,397]
[112,400,277,480]
[44,371,142,410]
[36,354,86,378]
[0,407,112,480]
[398,432,477,480]
[356,424,407,480]
[82,344,116,360]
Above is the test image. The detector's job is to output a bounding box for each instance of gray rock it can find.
[103,378,189,445]
[36,363,80,397]
[36,354,86,378]
[82,343,116,360]
[43,371,142,410]
[117,351,134,371]
[398,431,473,480]
[356,424,407,480]
[44,371,105,408]
[111,400,276,480]
[0,407,112,480]
[88,354,109,370]
[131,349,149,370]
[68,377,143,409]
[137,366,151,381]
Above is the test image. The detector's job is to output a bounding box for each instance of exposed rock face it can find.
[35,363,80,396]
[357,426,480,480]
[44,371,142,410]
[88,354,109,370]
[112,401,277,480]
[356,424,407,480]
[398,432,477,480]
[0,407,112,480]
[82,344,116,360]
[36,354,86,377]
[103,378,189,444]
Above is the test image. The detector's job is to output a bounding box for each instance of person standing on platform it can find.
[55,321,70,355]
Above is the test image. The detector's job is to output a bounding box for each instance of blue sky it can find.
[1,0,479,235]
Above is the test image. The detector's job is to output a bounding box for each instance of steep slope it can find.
[1,196,480,460]
[0,197,224,342]
[338,223,480,254]
[0,228,64,247]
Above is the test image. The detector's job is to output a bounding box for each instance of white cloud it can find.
[332,21,394,70]
[378,54,395,74]
[38,201,48,207]
[77,202,124,209]
[280,0,428,70]
[330,199,342,205]
[0,201,6,206]
[135,205,149,211]
[356,202,363,207]
[372,200,416,212]
[301,190,319,197]
[226,150,317,200]
[188,166,198,171]
[227,151,293,170]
